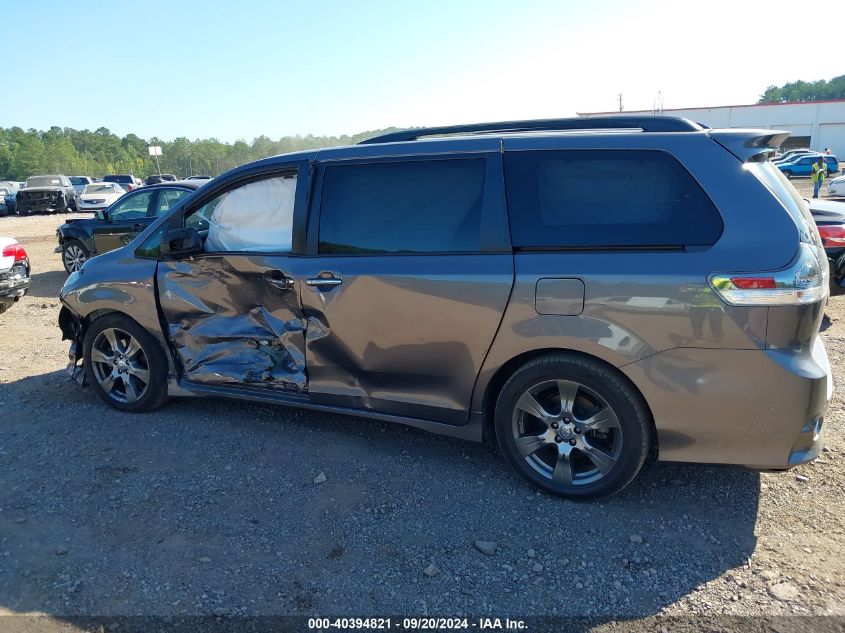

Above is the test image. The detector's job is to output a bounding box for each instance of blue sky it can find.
[6,0,844,141]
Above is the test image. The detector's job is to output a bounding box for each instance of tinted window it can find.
[108,190,153,220]
[504,150,722,248]
[319,159,485,254]
[154,188,190,216]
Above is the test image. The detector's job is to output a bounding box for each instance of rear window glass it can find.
[318,159,485,254]
[104,175,133,184]
[504,150,723,248]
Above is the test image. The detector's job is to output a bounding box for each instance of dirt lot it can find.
[0,180,843,628]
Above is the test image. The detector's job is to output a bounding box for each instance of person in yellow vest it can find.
[812,157,826,199]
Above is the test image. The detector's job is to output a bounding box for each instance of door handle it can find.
[265,270,295,290]
[305,275,342,288]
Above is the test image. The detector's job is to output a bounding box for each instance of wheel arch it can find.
[480,347,657,453]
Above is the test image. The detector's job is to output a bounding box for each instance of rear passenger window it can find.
[504,150,722,248]
[318,159,485,254]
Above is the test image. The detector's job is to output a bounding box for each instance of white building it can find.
[579,100,845,156]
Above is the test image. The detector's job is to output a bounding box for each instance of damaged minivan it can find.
[59,117,832,498]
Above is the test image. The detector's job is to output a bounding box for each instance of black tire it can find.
[494,353,652,499]
[782,170,792,179]
[83,313,169,413]
[62,239,89,274]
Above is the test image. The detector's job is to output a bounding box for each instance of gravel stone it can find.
[629,534,644,544]
[423,564,439,577]
[474,540,497,556]
[314,472,327,484]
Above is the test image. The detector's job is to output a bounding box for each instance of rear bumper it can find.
[622,338,830,469]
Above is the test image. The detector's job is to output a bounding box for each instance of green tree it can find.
[759,74,845,103]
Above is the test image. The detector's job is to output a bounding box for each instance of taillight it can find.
[818,225,845,247]
[709,243,827,306]
[2,243,28,262]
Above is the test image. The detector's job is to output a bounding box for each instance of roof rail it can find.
[359,116,702,145]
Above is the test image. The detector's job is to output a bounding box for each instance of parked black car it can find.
[16,175,78,215]
[145,174,178,185]
[56,181,202,273]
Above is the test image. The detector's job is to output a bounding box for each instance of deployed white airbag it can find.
[204,176,296,252]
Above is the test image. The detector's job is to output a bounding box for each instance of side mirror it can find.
[161,227,203,257]
[96,210,106,221]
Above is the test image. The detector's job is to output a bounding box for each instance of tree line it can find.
[759,74,845,104]
[0,126,401,181]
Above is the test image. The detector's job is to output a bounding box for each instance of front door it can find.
[155,165,310,391]
[301,153,514,424]
[93,189,157,254]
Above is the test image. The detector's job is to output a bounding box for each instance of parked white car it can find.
[829,175,845,197]
[77,183,126,211]
[0,237,30,315]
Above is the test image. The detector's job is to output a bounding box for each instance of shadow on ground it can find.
[0,370,760,621]
[26,270,67,299]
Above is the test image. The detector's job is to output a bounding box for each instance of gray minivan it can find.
[58,117,831,498]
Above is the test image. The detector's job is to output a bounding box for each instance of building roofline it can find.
[578,98,845,116]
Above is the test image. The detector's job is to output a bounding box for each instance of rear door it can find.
[93,188,157,253]
[155,162,311,391]
[301,152,513,424]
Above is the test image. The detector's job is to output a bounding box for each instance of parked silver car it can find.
[58,117,831,498]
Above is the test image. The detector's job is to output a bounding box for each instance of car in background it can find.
[69,176,94,195]
[145,174,178,185]
[102,174,138,192]
[808,198,845,295]
[0,237,30,315]
[828,174,845,197]
[0,186,16,215]
[0,180,21,192]
[773,148,817,164]
[16,175,78,214]
[56,181,202,273]
[77,182,126,211]
[186,175,212,180]
[777,154,839,178]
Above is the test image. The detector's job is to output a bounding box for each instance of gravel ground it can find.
[0,182,843,628]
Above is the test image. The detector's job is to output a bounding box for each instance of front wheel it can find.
[62,239,89,274]
[495,354,652,499]
[83,313,169,413]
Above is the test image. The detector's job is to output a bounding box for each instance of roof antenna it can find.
[618,92,624,113]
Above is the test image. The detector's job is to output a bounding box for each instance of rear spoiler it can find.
[707,129,791,162]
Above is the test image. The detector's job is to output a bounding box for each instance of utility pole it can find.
[618,92,623,112]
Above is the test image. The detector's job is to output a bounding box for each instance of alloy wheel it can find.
[63,245,86,272]
[90,328,150,404]
[511,379,623,486]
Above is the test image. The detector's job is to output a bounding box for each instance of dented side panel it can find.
[157,255,308,391]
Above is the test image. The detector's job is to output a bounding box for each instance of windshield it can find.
[26,176,62,188]
[69,177,88,185]
[84,183,120,194]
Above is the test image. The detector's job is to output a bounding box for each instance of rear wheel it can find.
[83,313,169,413]
[62,239,89,274]
[495,354,651,499]
[782,170,793,179]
